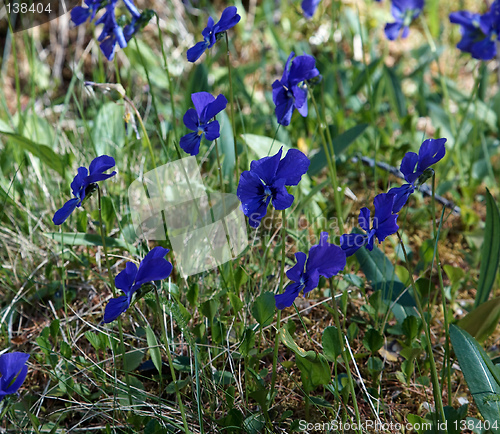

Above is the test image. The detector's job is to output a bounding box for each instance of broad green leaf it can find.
[200,298,219,322]
[450,325,500,432]
[384,65,407,118]
[362,328,384,353]
[474,189,500,308]
[251,291,275,328]
[44,232,136,254]
[322,326,343,361]
[458,297,500,342]
[307,123,369,176]
[91,102,125,155]
[124,350,144,372]
[294,351,331,393]
[145,326,162,377]
[0,132,67,176]
[355,243,415,308]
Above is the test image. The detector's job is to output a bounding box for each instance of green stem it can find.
[396,232,447,432]
[225,32,239,182]
[154,285,191,434]
[270,209,287,404]
[330,282,362,432]
[310,93,344,229]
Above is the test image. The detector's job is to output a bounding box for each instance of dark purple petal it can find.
[146,246,170,260]
[134,258,173,289]
[302,0,321,19]
[288,55,319,86]
[103,296,130,323]
[286,252,307,282]
[100,37,118,61]
[71,167,88,198]
[202,121,220,141]
[388,184,414,213]
[471,37,497,60]
[417,138,446,174]
[52,197,80,225]
[183,108,199,131]
[273,86,295,126]
[115,262,138,294]
[293,86,309,117]
[191,92,215,118]
[215,6,241,33]
[275,149,310,186]
[202,94,228,121]
[249,148,282,186]
[71,6,91,25]
[358,207,371,232]
[449,11,478,28]
[88,155,116,177]
[180,132,202,156]
[303,268,320,295]
[237,170,270,227]
[384,21,403,40]
[271,178,294,210]
[373,194,399,242]
[187,41,210,62]
[400,151,419,184]
[306,232,346,278]
[0,352,30,395]
[275,281,303,309]
[340,233,367,257]
[122,0,140,18]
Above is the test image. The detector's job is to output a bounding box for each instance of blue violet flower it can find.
[275,232,346,309]
[0,352,29,402]
[103,247,173,323]
[388,137,446,213]
[449,2,500,60]
[237,147,310,228]
[187,6,241,62]
[384,0,424,40]
[53,155,116,225]
[272,52,320,126]
[340,193,399,257]
[302,0,322,19]
[179,92,228,156]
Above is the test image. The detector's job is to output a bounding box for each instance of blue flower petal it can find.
[286,252,307,283]
[340,233,367,257]
[187,41,210,62]
[191,92,215,118]
[202,94,228,121]
[180,132,202,156]
[388,184,414,213]
[183,108,199,131]
[215,6,241,33]
[103,295,131,323]
[306,232,346,278]
[203,121,220,141]
[134,257,173,289]
[358,207,371,232]
[275,281,303,309]
[115,262,138,295]
[384,21,403,40]
[275,149,310,186]
[302,0,321,19]
[52,197,80,225]
[249,148,282,186]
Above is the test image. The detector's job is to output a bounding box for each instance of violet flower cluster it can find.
[71,0,153,60]
[187,6,241,62]
[340,137,446,257]
[103,247,173,323]
[272,52,320,126]
[236,147,310,227]
[53,155,116,225]
[275,232,346,309]
[180,92,228,156]
[450,0,500,60]
[384,0,424,40]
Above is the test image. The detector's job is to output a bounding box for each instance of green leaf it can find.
[322,326,343,361]
[200,298,219,322]
[307,124,369,177]
[294,351,331,393]
[228,292,243,313]
[458,297,500,343]
[91,102,125,155]
[362,328,384,353]
[124,350,144,372]
[145,326,163,377]
[474,189,500,308]
[44,232,136,254]
[355,243,415,307]
[384,65,407,118]
[251,291,275,328]
[449,325,500,433]
[0,131,67,176]
[219,110,235,178]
